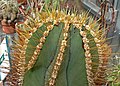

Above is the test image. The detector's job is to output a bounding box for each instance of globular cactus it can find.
[6,9,111,86]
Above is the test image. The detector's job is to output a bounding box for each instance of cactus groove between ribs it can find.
[6,10,111,86]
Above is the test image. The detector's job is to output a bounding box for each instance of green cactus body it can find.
[7,10,111,86]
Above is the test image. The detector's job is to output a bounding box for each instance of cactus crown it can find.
[6,5,111,86]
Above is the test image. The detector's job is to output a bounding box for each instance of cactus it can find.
[6,9,111,86]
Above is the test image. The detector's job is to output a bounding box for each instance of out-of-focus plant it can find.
[0,0,20,23]
[107,65,120,86]
[0,0,22,34]
[106,55,120,86]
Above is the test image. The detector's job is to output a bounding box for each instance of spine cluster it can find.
[80,29,95,86]
[94,37,111,85]
[26,24,54,71]
[85,24,111,85]
[48,23,69,86]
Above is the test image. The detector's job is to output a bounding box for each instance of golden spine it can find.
[26,24,54,71]
[48,23,69,86]
[80,30,95,86]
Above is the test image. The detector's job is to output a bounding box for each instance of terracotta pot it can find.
[1,20,15,34]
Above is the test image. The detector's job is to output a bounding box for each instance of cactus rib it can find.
[80,30,95,86]
[48,23,69,86]
[26,24,54,71]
